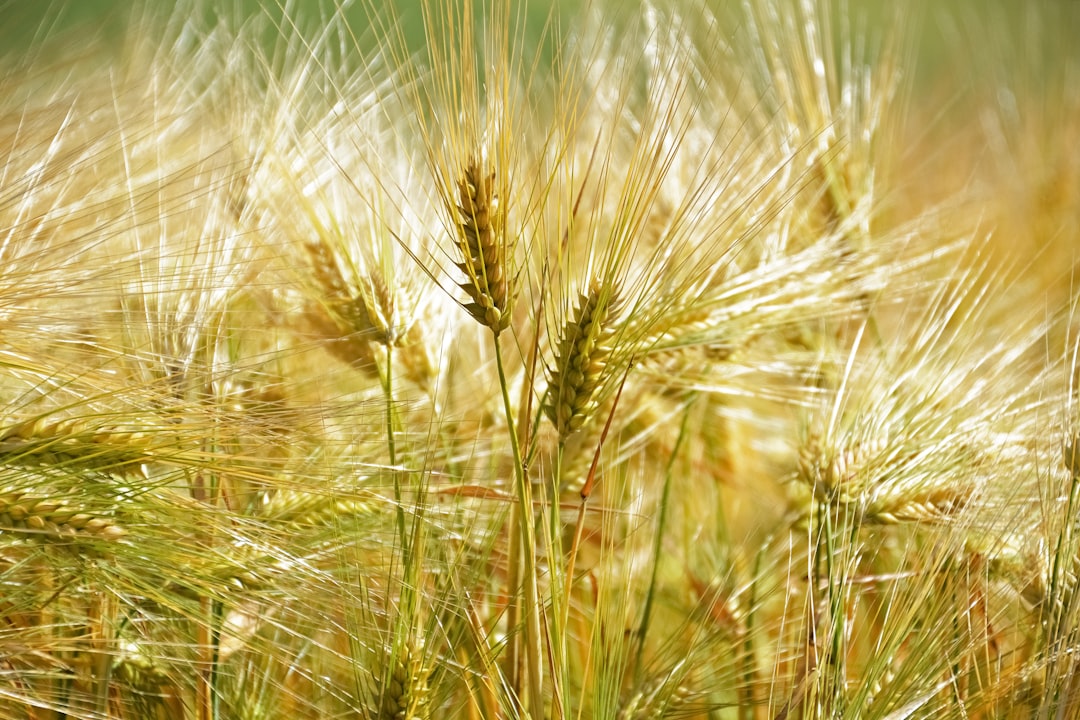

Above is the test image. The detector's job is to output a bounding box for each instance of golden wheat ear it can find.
[296,232,381,374]
[0,488,126,541]
[452,156,514,334]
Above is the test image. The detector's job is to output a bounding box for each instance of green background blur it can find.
[0,0,572,54]
[0,0,944,57]
[2,0,1077,100]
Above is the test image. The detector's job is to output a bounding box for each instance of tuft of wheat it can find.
[2,0,1078,718]
[301,303,381,375]
[453,157,512,334]
[797,429,890,504]
[545,280,622,438]
[397,322,443,394]
[206,542,297,592]
[862,487,973,525]
[112,641,174,693]
[361,269,407,347]
[797,428,978,524]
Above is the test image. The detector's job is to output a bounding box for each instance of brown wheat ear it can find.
[545,280,622,438]
[454,157,511,333]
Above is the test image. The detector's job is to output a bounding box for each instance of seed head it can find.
[545,280,622,438]
[454,158,512,333]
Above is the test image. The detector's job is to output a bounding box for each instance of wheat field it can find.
[1,0,1079,718]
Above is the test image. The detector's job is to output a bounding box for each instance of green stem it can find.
[493,332,543,720]
[211,598,223,720]
[635,397,695,684]
[1046,465,1080,650]
[384,343,397,468]
[504,501,523,689]
[549,442,568,720]
[821,502,839,712]
[383,344,409,565]
[818,499,854,717]
[740,539,768,720]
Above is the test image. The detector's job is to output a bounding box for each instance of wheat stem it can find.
[383,342,411,571]
[564,360,634,640]
[634,396,695,685]
[548,441,569,720]
[493,331,542,719]
[740,540,768,720]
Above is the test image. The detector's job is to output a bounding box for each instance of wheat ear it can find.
[454,158,512,334]
[377,641,431,720]
[300,235,380,373]
[0,417,157,478]
[256,487,374,528]
[546,280,622,438]
[0,488,126,540]
[618,677,692,720]
[798,430,973,525]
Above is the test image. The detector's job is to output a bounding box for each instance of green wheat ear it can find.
[376,641,432,720]
[545,279,622,438]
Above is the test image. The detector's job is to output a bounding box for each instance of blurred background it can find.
[2,0,1078,302]
[4,0,1077,95]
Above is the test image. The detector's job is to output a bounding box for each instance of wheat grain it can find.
[617,677,692,720]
